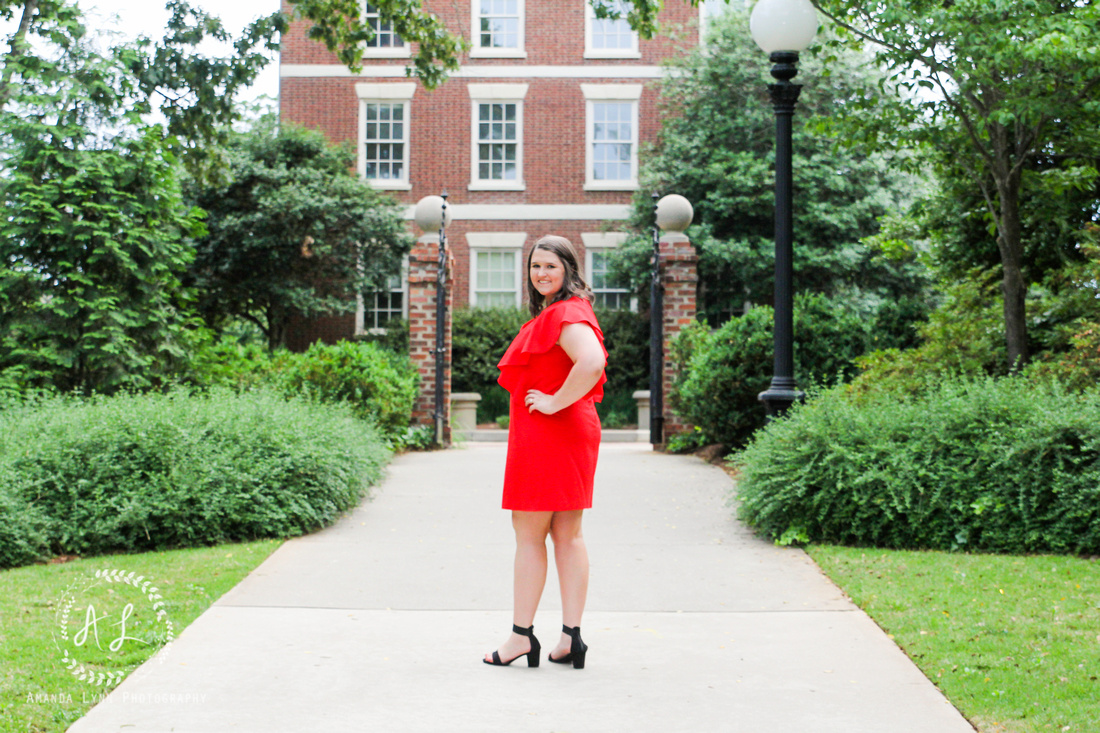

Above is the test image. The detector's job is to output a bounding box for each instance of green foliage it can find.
[357,318,410,354]
[672,293,871,447]
[615,10,929,326]
[273,340,418,437]
[735,377,1100,554]
[594,307,649,426]
[0,390,390,566]
[452,306,529,423]
[0,473,49,569]
[848,272,1009,399]
[0,125,203,394]
[286,0,466,90]
[182,335,417,441]
[0,0,293,394]
[813,0,1100,367]
[185,120,412,349]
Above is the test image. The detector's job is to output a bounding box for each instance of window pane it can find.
[363,102,408,181]
[365,3,405,48]
[478,0,520,49]
[474,250,518,307]
[591,103,633,182]
[590,0,635,50]
[476,103,519,181]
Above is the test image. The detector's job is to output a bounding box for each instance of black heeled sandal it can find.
[547,624,588,669]
[484,624,541,667]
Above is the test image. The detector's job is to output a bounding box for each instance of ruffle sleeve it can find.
[497,297,608,400]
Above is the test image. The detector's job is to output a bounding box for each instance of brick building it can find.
[280,0,738,344]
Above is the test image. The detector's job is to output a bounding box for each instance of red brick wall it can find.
[407,236,454,441]
[280,75,664,207]
[280,1,701,66]
[659,233,698,440]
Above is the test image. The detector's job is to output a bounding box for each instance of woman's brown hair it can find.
[525,235,594,318]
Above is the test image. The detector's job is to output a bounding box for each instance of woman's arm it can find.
[525,322,607,415]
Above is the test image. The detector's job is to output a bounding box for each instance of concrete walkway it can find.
[69,443,974,733]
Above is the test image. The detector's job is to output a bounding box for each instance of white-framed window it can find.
[356,273,407,333]
[581,84,641,191]
[468,84,528,191]
[585,0,639,59]
[582,233,635,311]
[470,0,526,58]
[356,83,415,190]
[363,2,410,58]
[468,232,526,308]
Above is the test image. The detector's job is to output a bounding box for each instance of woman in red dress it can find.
[483,235,607,670]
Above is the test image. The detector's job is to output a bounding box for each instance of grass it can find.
[0,540,281,733]
[809,546,1100,732]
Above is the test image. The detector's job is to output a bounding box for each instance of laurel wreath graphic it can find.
[54,568,176,688]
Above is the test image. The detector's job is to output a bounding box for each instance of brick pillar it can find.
[408,234,454,444]
[659,232,698,440]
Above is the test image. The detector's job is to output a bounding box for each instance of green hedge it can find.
[0,390,391,567]
[274,340,418,436]
[452,306,529,424]
[184,338,418,441]
[672,293,870,447]
[452,305,650,426]
[734,377,1100,554]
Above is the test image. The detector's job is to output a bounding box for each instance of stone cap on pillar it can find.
[656,194,693,243]
[414,195,452,240]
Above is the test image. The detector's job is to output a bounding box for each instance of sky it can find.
[77,0,281,103]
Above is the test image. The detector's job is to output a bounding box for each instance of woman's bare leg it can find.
[548,509,589,659]
[485,510,552,663]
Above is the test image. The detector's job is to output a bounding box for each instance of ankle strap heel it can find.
[484,624,540,667]
[513,624,541,668]
[548,624,588,669]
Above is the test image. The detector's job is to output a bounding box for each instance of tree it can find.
[286,0,466,90]
[0,2,291,392]
[617,10,928,333]
[807,0,1100,369]
[0,32,204,392]
[185,120,413,350]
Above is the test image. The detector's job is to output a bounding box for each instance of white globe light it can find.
[655,194,693,234]
[749,0,819,54]
[413,195,451,232]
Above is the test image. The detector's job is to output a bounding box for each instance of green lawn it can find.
[0,540,281,733]
[809,546,1100,733]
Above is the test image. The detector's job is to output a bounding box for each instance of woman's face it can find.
[530,247,566,301]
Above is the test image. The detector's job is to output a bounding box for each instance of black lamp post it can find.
[750,0,818,419]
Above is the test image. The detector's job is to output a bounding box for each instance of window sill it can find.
[468,180,526,191]
[584,181,638,191]
[362,47,412,59]
[583,50,642,60]
[368,180,413,190]
[469,48,528,59]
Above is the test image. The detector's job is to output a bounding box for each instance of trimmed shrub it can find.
[672,293,870,447]
[0,390,391,566]
[453,305,651,427]
[182,337,417,440]
[452,306,529,424]
[734,377,1100,554]
[273,340,418,437]
[0,477,49,568]
[595,307,649,427]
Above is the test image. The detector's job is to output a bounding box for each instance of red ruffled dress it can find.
[497,297,608,511]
